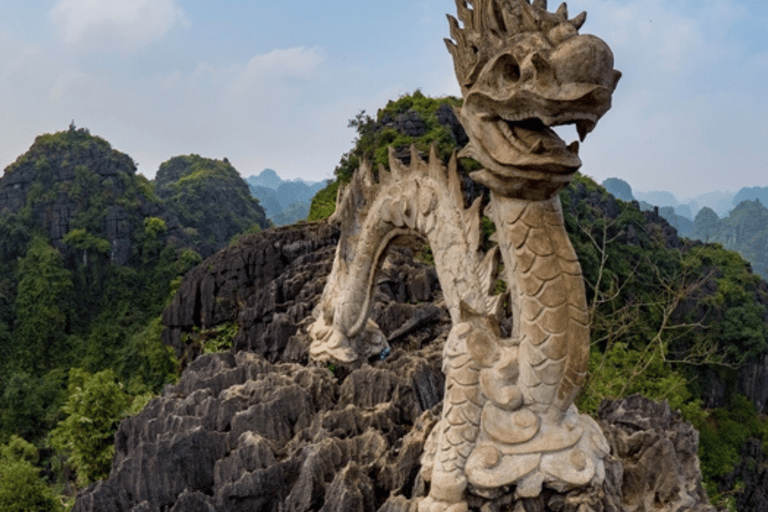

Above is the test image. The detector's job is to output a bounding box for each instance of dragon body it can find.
[308,0,620,509]
[309,146,501,363]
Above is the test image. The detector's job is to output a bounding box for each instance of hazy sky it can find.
[0,0,766,199]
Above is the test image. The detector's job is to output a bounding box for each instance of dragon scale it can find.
[488,192,589,416]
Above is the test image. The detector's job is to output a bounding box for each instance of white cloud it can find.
[49,0,187,52]
[227,47,324,99]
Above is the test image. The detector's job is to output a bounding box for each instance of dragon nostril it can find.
[505,62,521,83]
[496,55,520,84]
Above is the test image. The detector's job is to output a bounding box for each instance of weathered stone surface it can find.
[305,1,624,507]
[74,346,442,512]
[598,395,716,512]
[161,222,341,364]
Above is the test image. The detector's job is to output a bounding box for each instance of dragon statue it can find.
[308,0,621,510]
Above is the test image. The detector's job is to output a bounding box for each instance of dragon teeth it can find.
[497,119,530,153]
[576,120,593,142]
[498,119,514,140]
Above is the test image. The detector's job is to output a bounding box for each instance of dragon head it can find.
[446,0,621,199]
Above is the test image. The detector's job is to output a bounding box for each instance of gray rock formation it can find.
[74,222,718,512]
[598,395,715,512]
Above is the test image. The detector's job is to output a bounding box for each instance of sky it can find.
[0,0,766,199]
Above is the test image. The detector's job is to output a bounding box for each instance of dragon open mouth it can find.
[460,107,600,176]
[459,106,606,199]
[497,117,587,158]
[446,0,620,199]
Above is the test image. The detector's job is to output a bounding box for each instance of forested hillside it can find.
[702,200,768,280]
[0,125,267,509]
[155,154,270,257]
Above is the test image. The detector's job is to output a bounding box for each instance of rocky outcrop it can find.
[74,342,445,512]
[72,346,716,512]
[161,222,446,367]
[598,395,715,512]
[161,222,341,365]
[74,222,720,512]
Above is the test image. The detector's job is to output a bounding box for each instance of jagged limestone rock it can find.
[70,215,719,512]
[307,1,622,510]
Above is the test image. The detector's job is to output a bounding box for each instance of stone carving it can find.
[310,146,499,364]
[308,0,620,510]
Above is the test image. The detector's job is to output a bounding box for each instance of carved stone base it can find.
[421,404,609,508]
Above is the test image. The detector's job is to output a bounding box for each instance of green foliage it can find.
[556,175,768,504]
[0,126,211,499]
[5,125,134,179]
[308,91,464,220]
[184,321,238,355]
[155,154,269,253]
[134,216,168,265]
[307,180,340,222]
[49,368,137,487]
[577,341,692,415]
[13,236,74,372]
[693,394,768,507]
[0,436,62,512]
[684,244,768,362]
[336,91,462,182]
[62,228,110,254]
[0,370,66,444]
[117,316,179,392]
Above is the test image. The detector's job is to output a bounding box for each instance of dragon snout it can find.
[549,34,621,91]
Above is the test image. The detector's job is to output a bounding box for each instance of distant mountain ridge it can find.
[603,178,768,220]
[602,177,768,279]
[245,169,327,226]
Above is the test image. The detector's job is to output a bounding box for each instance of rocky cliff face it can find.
[75,221,719,512]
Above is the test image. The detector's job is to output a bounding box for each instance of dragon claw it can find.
[418,496,468,512]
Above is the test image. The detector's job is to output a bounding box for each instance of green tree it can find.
[50,368,132,487]
[0,370,66,443]
[62,228,110,267]
[116,315,179,392]
[13,236,74,372]
[0,436,61,512]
